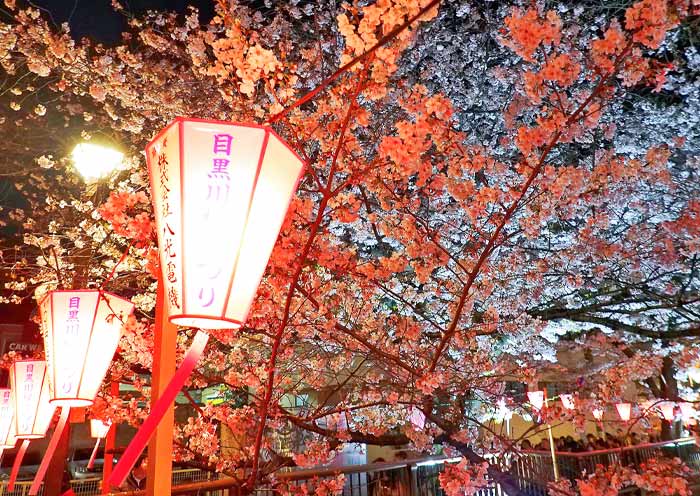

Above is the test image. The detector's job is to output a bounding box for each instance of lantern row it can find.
[516,390,697,423]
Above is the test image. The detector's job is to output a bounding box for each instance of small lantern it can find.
[615,403,631,422]
[409,407,426,429]
[90,419,111,439]
[527,391,545,411]
[87,419,111,469]
[497,398,513,422]
[560,394,575,410]
[679,402,696,421]
[9,361,56,439]
[592,407,604,421]
[0,388,16,450]
[146,118,305,329]
[659,402,676,422]
[38,290,134,406]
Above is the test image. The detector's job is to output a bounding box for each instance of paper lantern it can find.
[9,361,56,439]
[38,289,134,406]
[497,398,513,422]
[409,407,426,429]
[527,391,545,411]
[146,118,305,329]
[87,419,111,470]
[592,407,604,421]
[679,402,696,421]
[560,394,575,410]
[615,403,631,422]
[0,388,17,449]
[659,402,676,422]
[90,419,111,439]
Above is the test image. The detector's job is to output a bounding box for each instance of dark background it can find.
[12,1,218,45]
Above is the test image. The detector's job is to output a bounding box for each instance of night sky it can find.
[28,0,217,45]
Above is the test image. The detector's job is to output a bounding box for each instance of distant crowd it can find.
[521,431,663,452]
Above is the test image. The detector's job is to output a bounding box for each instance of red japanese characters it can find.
[9,361,55,439]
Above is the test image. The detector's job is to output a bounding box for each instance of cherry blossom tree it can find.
[0,0,698,494]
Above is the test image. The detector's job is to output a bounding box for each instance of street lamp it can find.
[71,142,124,182]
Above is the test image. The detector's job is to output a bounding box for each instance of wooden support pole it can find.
[145,279,177,496]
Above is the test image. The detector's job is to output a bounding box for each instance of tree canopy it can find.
[0,0,698,494]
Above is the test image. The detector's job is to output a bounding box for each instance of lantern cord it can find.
[265,0,441,124]
[108,330,210,488]
[87,437,101,470]
[29,407,70,496]
[8,439,30,491]
[100,239,135,290]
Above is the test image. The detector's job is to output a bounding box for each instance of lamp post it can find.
[37,142,127,496]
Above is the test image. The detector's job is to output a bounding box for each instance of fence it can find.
[0,468,215,496]
[2,438,698,495]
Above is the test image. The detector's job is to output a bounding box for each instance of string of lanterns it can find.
[0,117,305,493]
[502,390,698,424]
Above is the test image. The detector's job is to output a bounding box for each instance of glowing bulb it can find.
[72,143,124,181]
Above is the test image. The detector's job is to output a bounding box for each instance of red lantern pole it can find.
[8,439,29,491]
[146,279,177,496]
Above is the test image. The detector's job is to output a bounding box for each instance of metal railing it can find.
[3,438,698,496]
[0,468,218,496]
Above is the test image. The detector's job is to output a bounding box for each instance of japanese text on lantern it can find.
[20,364,34,432]
[1,390,9,416]
[196,133,233,308]
[63,296,81,394]
[156,140,180,309]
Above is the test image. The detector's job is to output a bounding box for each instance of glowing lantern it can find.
[87,419,111,469]
[527,391,545,411]
[560,394,575,410]
[409,407,426,429]
[90,419,111,439]
[10,361,56,439]
[679,403,696,421]
[0,388,16,451]
[38,290,134,406]
[497,398,513,422]
[659,402,676,422]
[146,118,305,329]
[615,403,631,422]
[592,408,604,421]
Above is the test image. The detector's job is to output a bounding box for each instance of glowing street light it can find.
[71,142,124,182]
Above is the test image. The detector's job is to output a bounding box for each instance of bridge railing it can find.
[2,438,697,495]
